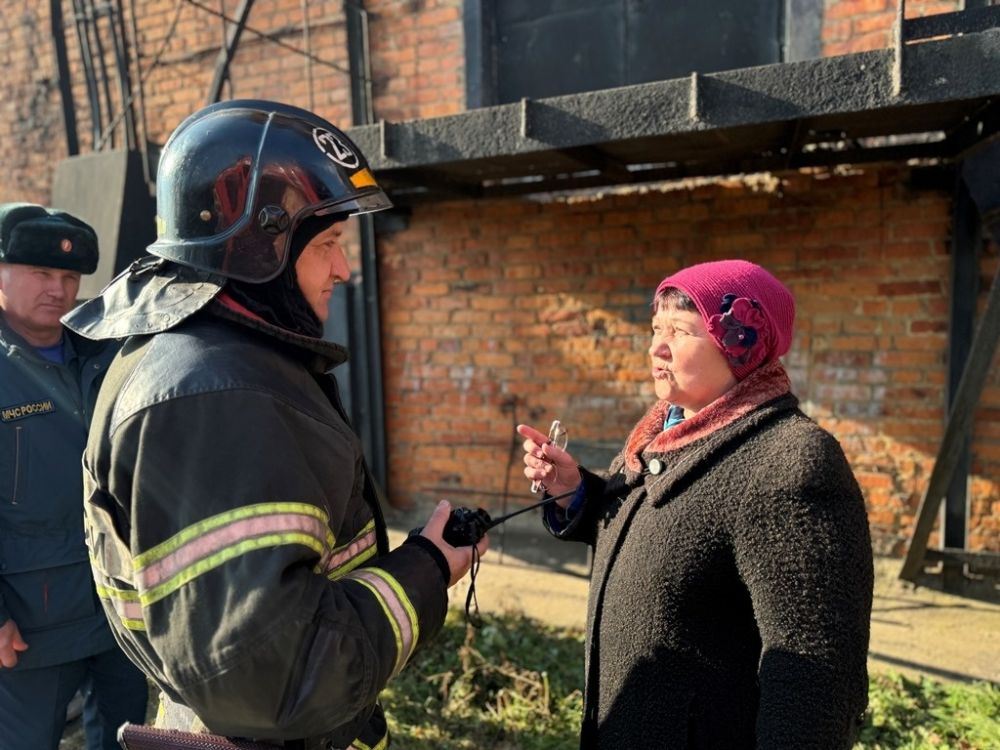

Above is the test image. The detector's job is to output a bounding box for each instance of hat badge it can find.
[60,238,73,253]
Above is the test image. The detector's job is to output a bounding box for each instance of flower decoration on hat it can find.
[707,294,766,366]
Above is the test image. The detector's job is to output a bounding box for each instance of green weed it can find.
[383,609,584,750]
[857,671,1000,749]
[386,610,1000,750]
[61,610,997,750]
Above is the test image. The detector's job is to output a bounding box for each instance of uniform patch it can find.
[1,400,56,422]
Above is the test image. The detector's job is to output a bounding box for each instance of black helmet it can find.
[149,99,391,283]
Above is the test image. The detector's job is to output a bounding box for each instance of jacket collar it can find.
[210,292,348,373]
[623,359,793,472]
[0,313,103,364]
[60,259,347,373]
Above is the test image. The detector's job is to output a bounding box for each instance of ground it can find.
[440,511,1000,685]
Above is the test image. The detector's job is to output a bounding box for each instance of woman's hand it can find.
[517,423,581,503]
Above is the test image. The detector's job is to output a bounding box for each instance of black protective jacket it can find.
[547,363,873,750]
[64,264,448,748]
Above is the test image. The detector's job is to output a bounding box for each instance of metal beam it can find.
[905,5,1000,42]
[941,98,1000,156]
[381,135,954,203]
[344,1,373,126]
[206,0,256,105]
[784,0,823,63]
[107,0,137,151]
[349,28,1000,173]
[555,146,632,182]
[385,168,485,198]
[71,0,103,147]
[463,0,497,109]
[83,0,116,147]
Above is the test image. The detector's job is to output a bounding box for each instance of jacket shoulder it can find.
[108,318,314,430]
[745,407,860,496]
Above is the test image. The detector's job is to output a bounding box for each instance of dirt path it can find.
[867,560,999,684]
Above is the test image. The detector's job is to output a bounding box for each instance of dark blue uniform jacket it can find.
[0,317,118,669]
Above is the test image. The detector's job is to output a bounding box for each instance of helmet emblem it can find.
[60,238,73,252]
[312,127,360,169]
[258,205,290,235]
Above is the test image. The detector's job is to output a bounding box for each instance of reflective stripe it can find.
[94,580,146,631]
[352,733,388,750]
[324,521,377,580]
[134,502,332,606]
[349,168,377,189]
[346,567,419,676]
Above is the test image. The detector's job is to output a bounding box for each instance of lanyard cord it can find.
[465,545,483,627]
[463,486,579,627]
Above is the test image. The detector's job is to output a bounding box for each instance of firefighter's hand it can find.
[420,500,489,587]
[0,618,28,669]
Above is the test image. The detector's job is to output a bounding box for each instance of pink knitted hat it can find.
[654,259,795,381]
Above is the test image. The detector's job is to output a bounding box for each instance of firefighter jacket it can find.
[64,264,449,748]
[0,316,119,670]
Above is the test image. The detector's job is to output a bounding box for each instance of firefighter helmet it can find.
[148,99,391,283]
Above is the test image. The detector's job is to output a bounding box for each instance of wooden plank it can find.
[900,260,1000,581]
[924,548,1000,573]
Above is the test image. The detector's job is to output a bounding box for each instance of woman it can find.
[519,259,873,750]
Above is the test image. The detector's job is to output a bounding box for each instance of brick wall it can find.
[378,166,999,555]
[823,0,963,55]
[1,3,996,556]
[367,0,465,120]
[1,5,64,204]
[0,0,466,204]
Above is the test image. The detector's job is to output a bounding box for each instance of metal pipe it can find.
[71,0,104,147]
[206,0,256,105]
[301,0,314,111]
[50,0,80,156]
[126,0,152,190]
[345,0,388,492]
[108,0,137,150]
[84,0,117,147]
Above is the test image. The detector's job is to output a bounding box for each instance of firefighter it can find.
[63,100,487,749]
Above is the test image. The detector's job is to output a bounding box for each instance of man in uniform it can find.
[0,203,149,749]
[63,100,487,750]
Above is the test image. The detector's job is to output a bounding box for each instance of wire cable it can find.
[181,0,351,74]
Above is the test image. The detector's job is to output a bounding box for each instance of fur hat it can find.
[655,259,795,381]
[0,203,99,274]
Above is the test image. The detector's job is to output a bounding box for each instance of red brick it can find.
[827,0,891,21]
[4,8,995,558]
